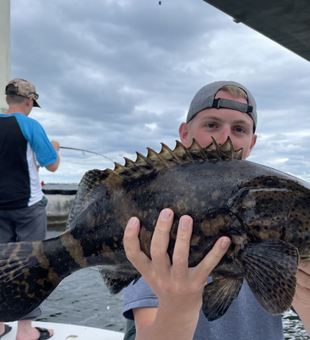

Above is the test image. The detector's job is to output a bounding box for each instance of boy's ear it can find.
[179,122,191,148]
[24,97,33,108]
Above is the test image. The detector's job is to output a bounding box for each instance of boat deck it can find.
[5,321,124,340]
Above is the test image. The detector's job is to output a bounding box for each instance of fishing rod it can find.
[60,146,115,164]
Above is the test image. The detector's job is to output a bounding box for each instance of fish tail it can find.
[0,237,69,321]
[242,238,299,315]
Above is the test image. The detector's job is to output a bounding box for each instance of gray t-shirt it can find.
[123,278,284,340]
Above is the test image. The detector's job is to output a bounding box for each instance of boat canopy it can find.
[203,0,310,62]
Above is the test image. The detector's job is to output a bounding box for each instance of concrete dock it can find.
[43,184,77,225]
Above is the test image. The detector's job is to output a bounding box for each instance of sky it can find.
[8,0,310,184]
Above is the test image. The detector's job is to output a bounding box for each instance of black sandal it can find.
[0,324,12,339]
[35,327,53,340]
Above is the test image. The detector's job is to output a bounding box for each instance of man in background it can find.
[0,78,60,340]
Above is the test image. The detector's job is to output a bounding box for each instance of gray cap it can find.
[186,81,257,132]
[5,78,40,108]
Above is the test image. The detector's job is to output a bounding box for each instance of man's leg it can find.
[13,198,53,340]
[16,320,53,340]
[0,211,15,337]
[0,209,17,243]
[0,323,12,337]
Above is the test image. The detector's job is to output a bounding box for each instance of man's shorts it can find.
[0,197,47,243]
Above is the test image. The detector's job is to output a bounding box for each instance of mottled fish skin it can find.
[0,138,309,322]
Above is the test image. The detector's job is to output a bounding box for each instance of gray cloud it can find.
[9,0,310,183]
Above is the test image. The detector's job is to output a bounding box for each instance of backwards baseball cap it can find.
[5,78,40,108]
[186,81,257,132]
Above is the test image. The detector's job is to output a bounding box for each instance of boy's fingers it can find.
[151,209,174,276]
[123,216,151,274]
[172,215,193,279]
[194,237,231,283]
[296,267,310,290]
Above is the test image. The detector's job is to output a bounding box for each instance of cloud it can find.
[8,0,310,183]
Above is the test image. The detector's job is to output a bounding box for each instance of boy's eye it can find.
[206,123,216,128]
[235,127,245,133]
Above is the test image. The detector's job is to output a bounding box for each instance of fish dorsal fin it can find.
[159,143,182,165]
[173,136,242,161]
[77,137,243,190]
[186,139,208,161]
[206,137,243,161]
[172,140,194,162]
[146,147,170,169]
[68,137,243,225]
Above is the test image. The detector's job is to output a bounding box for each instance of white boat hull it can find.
[5,321,124,340]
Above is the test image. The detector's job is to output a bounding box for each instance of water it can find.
[38,226,309,339]
[39,267,125,332]
[283,311,309,340]
[38,228,126,333]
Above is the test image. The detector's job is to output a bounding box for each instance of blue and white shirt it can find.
[0,113,57,209]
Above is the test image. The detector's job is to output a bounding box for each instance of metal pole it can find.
[0,0,10,113]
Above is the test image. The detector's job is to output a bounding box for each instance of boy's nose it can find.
[216,127,231,146]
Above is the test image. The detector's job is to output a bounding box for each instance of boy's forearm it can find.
[295,306,310,336]
[136,305,200,340]
[293,262,310,336]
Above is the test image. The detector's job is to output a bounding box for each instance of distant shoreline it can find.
[42,183,78,195]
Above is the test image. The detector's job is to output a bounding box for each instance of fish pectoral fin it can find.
[202,276,243,321]
[99,264,140,294]
[243,239,299,315]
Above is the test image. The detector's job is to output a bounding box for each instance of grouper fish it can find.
[0,138,310,322]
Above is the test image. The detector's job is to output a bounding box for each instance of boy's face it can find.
[179,90,257,159]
